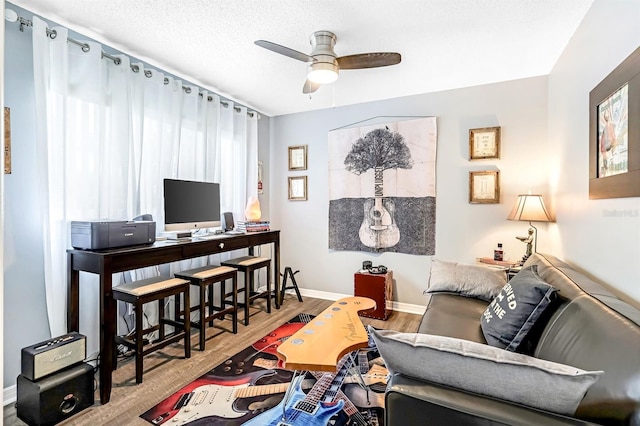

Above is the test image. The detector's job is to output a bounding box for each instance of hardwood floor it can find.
[4,295,422,425]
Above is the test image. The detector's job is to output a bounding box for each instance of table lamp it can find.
[245,196,262,221]
[507,194,552,264]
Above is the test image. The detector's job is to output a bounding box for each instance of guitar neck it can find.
[277,296,376,372]
[234,382,291,399]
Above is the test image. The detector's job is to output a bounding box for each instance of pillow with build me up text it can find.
[425,259,507,301]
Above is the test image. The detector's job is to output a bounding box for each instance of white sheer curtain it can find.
[31,17,258,349]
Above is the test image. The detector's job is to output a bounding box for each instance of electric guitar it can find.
[242,355,351,426]
[143,369,276,424]
[251,313,313,358]
[165,377,317,425]
[359,166,400,249]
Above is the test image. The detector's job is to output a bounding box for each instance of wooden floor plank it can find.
[4,295,422,425]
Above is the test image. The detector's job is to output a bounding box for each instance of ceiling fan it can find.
[255,31,401,94]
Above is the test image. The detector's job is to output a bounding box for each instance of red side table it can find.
[354,270,393,320]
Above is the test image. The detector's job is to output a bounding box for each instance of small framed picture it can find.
[288,145,308,171]
[288,176,307,201]
[469,127,500,160]
[469,170,500,204]
[4,107,11,174]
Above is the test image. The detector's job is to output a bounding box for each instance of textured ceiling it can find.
[8,0,593,117]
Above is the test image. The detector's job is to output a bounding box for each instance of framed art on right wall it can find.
[589,45,640,199]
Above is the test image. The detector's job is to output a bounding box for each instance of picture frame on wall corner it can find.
[288,176,307,201]
[469,126,500,160]
[4,107,11,174]
[469,170,500,204]
[288,145,308,171]
[589,45,640,199]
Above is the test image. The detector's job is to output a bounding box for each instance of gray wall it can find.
[270,77,550,306]
[3,3,50,389]
[547,0,640,304]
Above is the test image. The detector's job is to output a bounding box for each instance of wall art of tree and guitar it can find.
[328,117,437,255]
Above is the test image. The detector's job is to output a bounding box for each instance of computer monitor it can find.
[163,178,221,232]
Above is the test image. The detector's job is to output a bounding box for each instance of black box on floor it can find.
[17,362,94,426]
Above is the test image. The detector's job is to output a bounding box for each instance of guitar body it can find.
[343,383,385,409]
[149,370,276,425]
[243,375,345,426]
[359,197,400,249]
[252,323,306,356]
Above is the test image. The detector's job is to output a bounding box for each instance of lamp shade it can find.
[507,194,552,222]
[244,196,262,221]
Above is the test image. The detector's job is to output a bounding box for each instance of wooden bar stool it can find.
[174,265,238,351]
[221,256,272,326]
[112,276,191,384]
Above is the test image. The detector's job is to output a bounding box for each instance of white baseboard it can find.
[293,288,426,315]
[3,289,426,406]
[4,384,16,407]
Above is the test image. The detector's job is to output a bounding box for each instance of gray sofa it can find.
[385,253,640,425]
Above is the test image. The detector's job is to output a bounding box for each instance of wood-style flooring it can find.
[4,295,422,425]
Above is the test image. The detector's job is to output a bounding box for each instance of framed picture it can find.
[469,170,500,204]
[288,176,307,201]
[4,107,10,174]
[469,127,500,160]
[589,45,640,199]
[288,145,308,171]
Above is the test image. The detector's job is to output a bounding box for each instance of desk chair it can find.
[221,256,272,326]
[174,265,238,351]
[112,276,191,384]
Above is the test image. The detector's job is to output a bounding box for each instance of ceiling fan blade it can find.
[255,40,314,63]
[303,79,320,94]
[337,52,401,69]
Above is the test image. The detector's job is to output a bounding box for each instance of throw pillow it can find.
[480,265,557,351]
[425,259,507,301]
[369,327,603,416]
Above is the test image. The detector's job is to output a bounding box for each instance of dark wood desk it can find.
[66,230,280,404]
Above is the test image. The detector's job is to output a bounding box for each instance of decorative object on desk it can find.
[288,175,307,200]
[328,116,437,256]
[469,170,500,204]
[288,144,307,171]
[244,196,262,221]
[507,193,552,264]
[140,313,385,425]
[589,45,640,199]
[4,106,11,174]
[469,126,500,160]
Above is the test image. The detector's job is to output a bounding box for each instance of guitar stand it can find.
[280,267,303,303]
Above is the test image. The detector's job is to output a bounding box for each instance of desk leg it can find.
[67,253,80,332]
[100,262,115,404]
[274,238,280,309]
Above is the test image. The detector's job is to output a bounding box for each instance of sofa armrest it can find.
[386,374,598,426]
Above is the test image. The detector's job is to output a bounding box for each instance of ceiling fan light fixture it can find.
[307,62,338,84]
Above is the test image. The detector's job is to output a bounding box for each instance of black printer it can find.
[71,220,156,250]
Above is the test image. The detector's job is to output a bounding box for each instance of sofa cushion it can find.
[426,259,507,301]
[480,265,557,351]
[370,327,603,416]
[418,293,488,343]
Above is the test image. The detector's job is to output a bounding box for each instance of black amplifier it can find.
[21,333,86,381]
